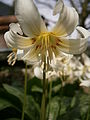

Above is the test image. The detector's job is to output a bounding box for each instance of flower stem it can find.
[40,56,48,120]
[48,81,52,119]
[49,81,52,107]
[57,74,64,119]
[86,106,90,120]
[21,62,27,120]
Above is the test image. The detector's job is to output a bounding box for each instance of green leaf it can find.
[52,84,61,93]
[0,99,11,111]
[47,97,60,120]
[3,84,40,120]
[71,96,76,108]
[3,84,23,103]
[31,85,43,93]
[27,77,42,94]
[79,93,90,117]
[24,96,40,120]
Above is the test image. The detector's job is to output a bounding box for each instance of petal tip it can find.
[53,0,64,15]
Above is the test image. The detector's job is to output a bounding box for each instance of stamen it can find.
[34,32,59,65]
[7,49,17,66]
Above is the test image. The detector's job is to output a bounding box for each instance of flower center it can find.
[34,32,60,63]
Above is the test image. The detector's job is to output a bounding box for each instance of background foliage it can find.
[0,75,90,120]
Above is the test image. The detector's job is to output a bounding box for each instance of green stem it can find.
[86,106,90,120]
[21,62,27,120]
[48,81,52,119]
[49,81,52,107]
[57,74,64,119]
[40,57,48,120]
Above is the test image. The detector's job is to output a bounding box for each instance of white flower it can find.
[4,0,90,65]
[74,58,84,77]
[50,52,73,71]
[81,53,90,78]
[34,66,57,80]
[80,79,90,87]
[82,53,90,69]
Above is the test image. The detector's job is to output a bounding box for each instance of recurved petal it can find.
[52,0,79,36]
[57,37,87,54]
[4,30,34,49]
[76,26,90,38]
[53,0,64,15]
[56,26,89,54]
[15,0,47,37]
[9,23,23,35]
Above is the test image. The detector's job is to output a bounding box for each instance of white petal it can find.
[34,67,56,80]
[80,79,90,87]
[76,26,90,38]
[53,0,63,15]
[9,23,23,35]
[69,58,76,70]
[51,0,79,36]
[4,30,34,49]
[85,72,90,79]
[15,0,47,37]
[74,58,84,71]
[82,53,90,66]
[74,71,83,77]
[51,52,73,71]
[34,67,43,79]
[22,48,40,64]
[57,37,87,54]
[57,27,89,54]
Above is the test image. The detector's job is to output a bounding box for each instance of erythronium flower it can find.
[75,54,90,80]
[34,53,73,81]
[50,52,73,72]
[4,0,90,66]
[71,54,90,87]
[34,66,57,80]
